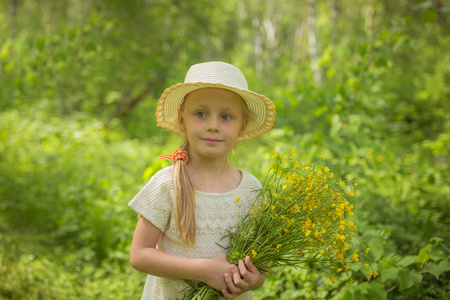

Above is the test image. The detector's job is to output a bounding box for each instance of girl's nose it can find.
[206,117,219,132]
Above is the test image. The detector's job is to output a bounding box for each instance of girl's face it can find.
[179,88,248,161]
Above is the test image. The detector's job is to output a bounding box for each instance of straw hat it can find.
[155,61,276,140]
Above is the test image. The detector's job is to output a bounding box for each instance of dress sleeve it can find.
[128,167,174,233]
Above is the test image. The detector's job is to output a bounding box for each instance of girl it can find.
[129,61,276,299]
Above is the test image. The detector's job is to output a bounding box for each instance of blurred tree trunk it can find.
[8,0,19,39]
[364,3,375,44]
[287,24,303,86]
[308,0,321,86]
[328,0,340,45]
[110,80,157,120]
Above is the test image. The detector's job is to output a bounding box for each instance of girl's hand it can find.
[222,256,266,299]
[202,253,233,292]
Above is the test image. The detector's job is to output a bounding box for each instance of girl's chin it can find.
[191,149,230,160]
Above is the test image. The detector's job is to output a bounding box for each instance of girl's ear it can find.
[178,109,186,132]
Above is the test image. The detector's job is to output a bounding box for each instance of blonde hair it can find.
[173,91,251,247]
[172,140,196,247]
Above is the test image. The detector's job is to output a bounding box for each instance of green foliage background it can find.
[0,0,449,299]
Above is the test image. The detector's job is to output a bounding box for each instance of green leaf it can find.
[331,283,354,300]
[355,282,370,295]
[142,166,155,181]
[0,40,10,59]
[416,244,432,264]
[341,288,354,300]
[358,44,368,56]
[429,249,447,261]
[421,7,438,23]
[368,238,385,261]
[430,237,443,244]
[381,267,399,282]
[399,270,414,291]
[366,282,387,300]
[423,260,450,279]
[326,67,336,78]
[410,270,423,286]
[398,255,417,267]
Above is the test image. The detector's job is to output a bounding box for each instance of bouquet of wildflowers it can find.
[183,151,376,299]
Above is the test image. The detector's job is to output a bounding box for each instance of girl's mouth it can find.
[202,138,222,143]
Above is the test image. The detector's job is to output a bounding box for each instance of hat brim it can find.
[156,82,276,141]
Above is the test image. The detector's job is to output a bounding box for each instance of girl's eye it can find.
[222,115,232,121]
[196,112,206,117]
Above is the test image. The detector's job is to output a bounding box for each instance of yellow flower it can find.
[365,248,370,254]
[251,249,257,258]
[373,271,380,277]
[324,167,330,173]
[342,242,349,252]
[337,268,343,273]
[276,244,282,249]
[349,191,355,196]
[330,275,336,283]
[271,205,275,210]
[284,228,289,233]
[344,265,350,271]
[339,181,345,186]
[292,149,296,156]
[367,272,373,277]
[272,193,279,198]
[319,250,325,256]
[293,160,299,169]
[364,264,369,269]
[352,253,359,262]
[271,151,277,157]
[354,183,358,188]
[235,197,241,203]
[328,173,334,179]
[305,230,312,237]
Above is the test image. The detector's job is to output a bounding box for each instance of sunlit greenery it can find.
[1,0,449,299]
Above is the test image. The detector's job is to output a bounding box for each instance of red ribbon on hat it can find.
[159,150,189,164]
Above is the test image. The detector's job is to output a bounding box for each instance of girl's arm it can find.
[129,216,233,292]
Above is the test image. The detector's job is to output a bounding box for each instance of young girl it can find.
[129,61,276,299]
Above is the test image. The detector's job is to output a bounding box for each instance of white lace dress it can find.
[128,165,262,300]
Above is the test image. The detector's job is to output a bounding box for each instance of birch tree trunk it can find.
[308,0,321,86]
